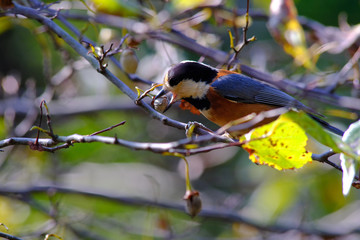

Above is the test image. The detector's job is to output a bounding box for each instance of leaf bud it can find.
[120,49,138,74]
[183,190,202,218]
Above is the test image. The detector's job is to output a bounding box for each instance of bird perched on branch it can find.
[153,61,343,136]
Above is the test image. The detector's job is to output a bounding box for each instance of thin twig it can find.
[136,83,163,104]
[107,33,129,56]
[227,0,256,70]
[0,231,24,240]
[35,100,45,146]
[89,121,126,136]
[0,132,229,154]
[326,46,360,92]
[42,100,55,138]
[312,151,360,181]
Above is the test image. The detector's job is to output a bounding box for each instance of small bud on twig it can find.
[184,190,202,218]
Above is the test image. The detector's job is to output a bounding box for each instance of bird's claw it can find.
[220,132,234,140]
[185,121,212,138]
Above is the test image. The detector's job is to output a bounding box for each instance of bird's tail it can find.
[309,114,344,136]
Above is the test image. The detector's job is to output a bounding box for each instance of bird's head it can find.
[154,61,218,112]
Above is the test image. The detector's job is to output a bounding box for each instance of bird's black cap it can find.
[167,61,218,87]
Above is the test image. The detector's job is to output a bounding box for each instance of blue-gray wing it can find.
[211,73,305,109]
[211,73,342,134]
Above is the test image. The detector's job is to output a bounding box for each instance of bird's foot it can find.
[220,132,234,140]
[185,121,213,138]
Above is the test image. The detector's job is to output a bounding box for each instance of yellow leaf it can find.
[173,0,206,10]
[172,0,221,11]
[240,114,312,170]
[184,144,199,149]
[90,0,138,16]
[268,0,316,70]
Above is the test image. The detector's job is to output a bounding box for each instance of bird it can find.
[153,61,343,136]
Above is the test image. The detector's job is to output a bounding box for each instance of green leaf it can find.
[240,113,312,170]
[340,120,360,195]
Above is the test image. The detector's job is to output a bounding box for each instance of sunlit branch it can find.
[0,132,232,155]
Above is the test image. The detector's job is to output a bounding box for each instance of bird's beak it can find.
[154,88,166,99]
[153,87,177,113]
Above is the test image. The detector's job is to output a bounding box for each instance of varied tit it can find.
[153,61,343,136]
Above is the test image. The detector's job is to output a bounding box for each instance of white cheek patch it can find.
[164,80,171,90]
[173,79,210,99]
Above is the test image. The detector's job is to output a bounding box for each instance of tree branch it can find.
[0,231,24,240]
[10,4,190,133]
[0,131,233,155]
[52,9,360,112]
[0,185,359,237]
